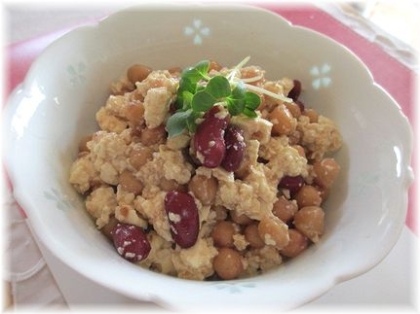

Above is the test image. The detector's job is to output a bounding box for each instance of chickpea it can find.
[127,64,152,84]
[230,210,253,226]
[293,206,325,243]
[303,108,318,123]
[211,221,235,248]
[279,229,308,258]
[313,158,340,189]
[284,102,302,119]
[244,223,265,249]
[101,216,119,240]
[213,205,228,221]
[209,60,223,72]
[268,105,296,136]
[140,125,166,146]
[125,103,145,125]
[167,66,182,75]
[272,196,298,223]
[159,178,186,192]
[258,215,290,250]
[294,185,322,208]
[78,135,92,153]
[188,175,218,206]
[213,248,244,280]
[240,66,264,84]
[119,171,144,195]
[129,146,153,170]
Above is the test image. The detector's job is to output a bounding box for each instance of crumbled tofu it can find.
[159,145,192,184]
[166,133,191,150]
[135,70,178,97]
[115,204,148,229]
[116,185,136,205]
[88,131,129,185]
[244,246,283,277]
[96,107,128,134]
[262,80,287,108]
[260,136,308,180]
[171,238,218,280]
[216,165,276,220]
[69,153,98,193]
[298,115,343,159]
[231,114,273,144]
[233,234,249,251]
[105,94,129,118]
[143,87,173,129]
[85,186,117,228]
[134,192,172,242]
[140,231,176,276]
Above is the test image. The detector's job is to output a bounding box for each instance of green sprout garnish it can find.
[166,56,292,137]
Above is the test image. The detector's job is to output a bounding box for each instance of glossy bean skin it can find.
[188,174,218,205]
[119,171,144,195]
[244,223,265,249]
[313,158,340,189]
[125,103,145,126]
[293,206,325,243]
[279,229,308,258]
[164,190,199,248]
[193,105,229,168]
[268,105,296,136]
[272,196,298,224]
[221,125,246,172]
[294,185,322,208]
[211,221,235,248]
[230,210,253,226]
[112,223,151,262]
[213,247,244,280]
[127,64,152,84]
[258,215,290,250]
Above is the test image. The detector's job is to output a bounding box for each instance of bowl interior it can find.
[4,4,412,310]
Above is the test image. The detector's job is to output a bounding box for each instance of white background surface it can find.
[3,5,419,312]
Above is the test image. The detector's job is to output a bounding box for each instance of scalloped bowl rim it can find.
[3,3,414,311]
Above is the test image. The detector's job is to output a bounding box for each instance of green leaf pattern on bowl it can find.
[67,62,87,86]
[213,281,256,293]
[44,187,74,211]
[184,19,210,45]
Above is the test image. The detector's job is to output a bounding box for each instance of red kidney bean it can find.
[193,105,229,168]
[164,190,199,248]
[221,125,246,172]
[278,175,304,196]
[112,223,151,262]
[287,79,301,101]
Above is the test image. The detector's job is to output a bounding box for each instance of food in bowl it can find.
[69,57,342,281]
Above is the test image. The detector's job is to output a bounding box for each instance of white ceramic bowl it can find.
[3,3,414,311]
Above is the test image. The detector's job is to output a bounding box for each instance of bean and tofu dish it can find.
[69,57,342,280]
